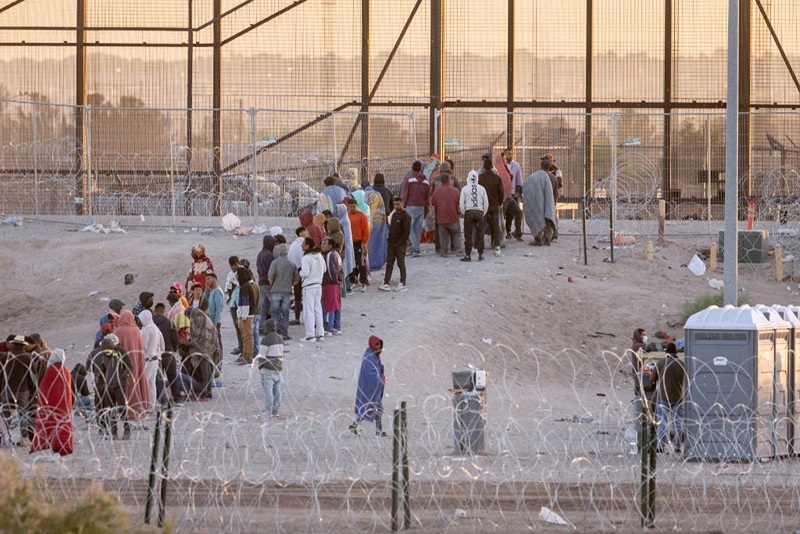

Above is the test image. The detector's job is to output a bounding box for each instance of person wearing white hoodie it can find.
[299,237,327,342]
[139,310,165,407]
[459,170,489,262]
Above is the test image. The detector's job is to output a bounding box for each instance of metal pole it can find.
[401,401,410,530]
[639,399,649,528]
[706,113,712,235]
[610,114,618,235]
[144,404,163,524]
[212,0,222,216]
[332,111,338,175]
[157,404,174,528]
[609,199,614,263]
[433,109,440,160]
[31,101,39,216]
[521,116,526,235]
[410,113,418,162]
[582,195,588,266]
[391,408,400,532]
[647,417,657,528]
[168,111,176,226]
[724,0,740,306]
[86,105,92,218]
[248,107,257,224]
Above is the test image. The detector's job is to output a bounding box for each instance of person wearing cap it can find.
[132,291,155,329]
[349,336,387,437]
[189,283,209,314]
[186,244,215,291]
[523,156,557,247]
[400,160,429,257]
[170,283,190,308]
[94,298,125,345]
[1,335,37,446]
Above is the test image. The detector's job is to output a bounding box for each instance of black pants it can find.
[504,197,523,235]
[230,307,242,351]
[350,241,368,285]
[105,387,129,437]
[183,356,213,399]
[161,352,183,400]
[293,279,303,320]
[384,243,407,285]
[1,390,33,441]
[485,207,502,248]
[215,323,223,365]
[463,210,485,255]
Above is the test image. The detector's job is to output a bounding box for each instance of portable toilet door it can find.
[754,305,791,458]
[684,305,775,462]
[781,305,800,456]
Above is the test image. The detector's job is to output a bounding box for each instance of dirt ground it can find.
[1,215,796,532]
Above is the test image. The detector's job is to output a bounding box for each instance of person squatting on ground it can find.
[347,198,371,291]
[300,236,327,342]
[379,198,411,292]
[257,318,284,419]
[460,170,489,262]
[651,342,685,454]
[321,237,344,336]
[349,336,388,437]
[401,160,430,257]
[523,155,557,247]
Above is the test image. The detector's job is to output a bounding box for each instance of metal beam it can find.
[360,0,370,183]
[507,0,515,149]
[221,103,354,175]
[220,0,308,47]
[212,0,222,216]
[187,0,194,182]
[584,0,593,195]
[430,0,443,155]
[76,0,87,215]
[0,25,189,31]
[739,0,751,196]
[754,0,800,96]
[663,0,673,198]
[441,100,729,109]
[337,0,424,167]
[195,0,258,32]
[0,0,28,16]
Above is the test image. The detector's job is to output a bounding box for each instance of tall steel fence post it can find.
[31,101,39,216]
[521,114,527,235]
[86,105,93,218]
[248,107,258,225]
[167,111,176,226]
[433,109,441,159]
[723,0,740,306]
[410,112,418,161]
[332,111,338,175]
[706,113,712,235]
[609,114,619,262]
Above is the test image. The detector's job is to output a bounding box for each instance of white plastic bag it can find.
[221,213,242,232]
[687,254,706,276]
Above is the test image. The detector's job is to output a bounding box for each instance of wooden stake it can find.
[776,245,783,282]
[710,242,718,272]
[646,241,653,261]
[657,200,666,246]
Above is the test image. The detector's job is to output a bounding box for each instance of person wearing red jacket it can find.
[347,198,371,291]
[430,174,462,257]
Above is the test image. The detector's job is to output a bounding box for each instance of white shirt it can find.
[300,251,327,287]
[288,237,305,269]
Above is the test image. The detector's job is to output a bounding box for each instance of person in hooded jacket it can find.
[459,170,489,262]
[139,310,165,407]
[185,244,215,291]
[323,215,345,256]
[371,173,395,218]
[256,318,284,418]
[299,237,327,342]
[116,310,150,420]
[152,302,184,403]
[99,334,133,439]
[299,210,324,248]
[268,243,300,340]
[1,335,36,445]
[132,291,154,329]
[29,348,73,456]
[348,336,387,437]
[257,235,277,334]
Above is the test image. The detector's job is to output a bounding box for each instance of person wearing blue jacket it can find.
[349,336,387,437]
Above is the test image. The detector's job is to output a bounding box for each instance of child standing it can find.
[257,318,284,418]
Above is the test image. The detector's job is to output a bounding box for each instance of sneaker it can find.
[198,396,213,402]
[316,336,325,342]
[395,283,408,292]
[512,232,523,241]
[460,255,471,262]
[231,347,242,355]
[411,250,421,257]
[234,357,249,365]
[302,336,316,342]
[378,283,392,291]
[376,431,389,438]
[324,331,333,337]
[478,254,485,261]
[360,284,366,292]
[494,247,501,257]
[543,239,551,246]
[282,334,292,341]
[271,412,282,419]
[333,329,343,336]
[348,422,359,436]
[506,232,512,239]
[289,319,300,326]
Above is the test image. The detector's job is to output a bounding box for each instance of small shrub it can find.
[679,292,753,324]
[0,456,134,534]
